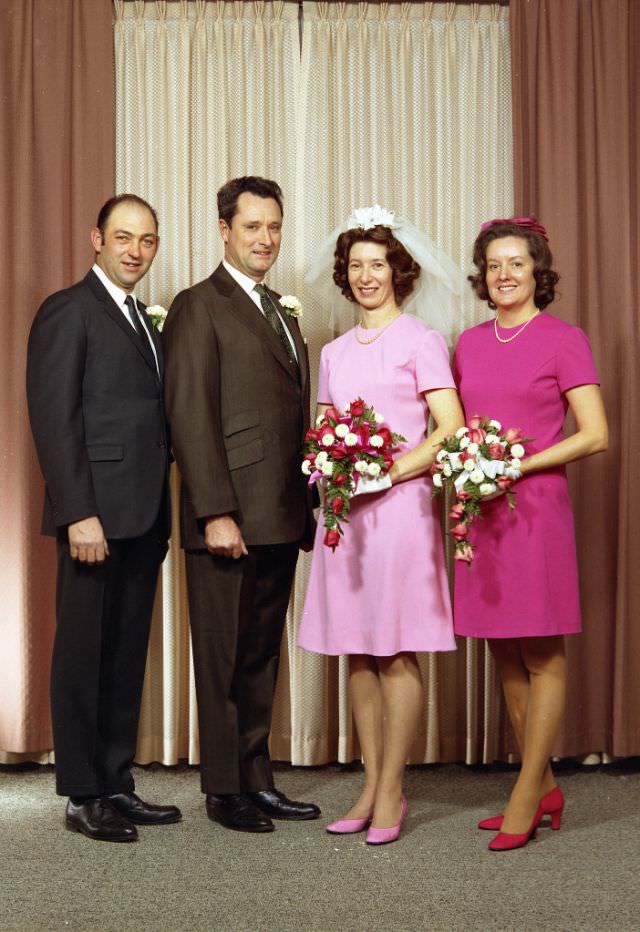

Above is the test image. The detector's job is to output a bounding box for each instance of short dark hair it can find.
[468,222,559,310]
[217,176,284,225]
[333,226,420,305]
[96,194,159,237]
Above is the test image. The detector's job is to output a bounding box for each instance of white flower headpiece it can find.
[346,205,399,231]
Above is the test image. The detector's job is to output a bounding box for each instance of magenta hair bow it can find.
[479,216,549,241]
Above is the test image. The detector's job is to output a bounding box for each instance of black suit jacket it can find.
[27,270,171,540]
[163,263,314,549]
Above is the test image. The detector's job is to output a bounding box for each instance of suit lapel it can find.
[211,265,299,383]
[85,271,160,381]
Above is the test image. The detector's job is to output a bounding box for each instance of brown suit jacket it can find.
[163,263,314,549]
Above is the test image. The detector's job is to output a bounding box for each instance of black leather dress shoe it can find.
[247,789,321,821]
[65,797,138,842]
[106,792,182,825]
[206,794,274,833]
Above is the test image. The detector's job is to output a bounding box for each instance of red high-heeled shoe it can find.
[488,802,544,852]
[478,786,564,831]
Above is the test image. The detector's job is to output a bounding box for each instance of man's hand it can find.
[68,516,109,563]
[204,515,249,559]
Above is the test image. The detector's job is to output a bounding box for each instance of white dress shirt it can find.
[222,260,298,361]
[92,263,159,372]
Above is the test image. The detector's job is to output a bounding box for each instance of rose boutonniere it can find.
[146,305,168,332]
[279,295,303,318]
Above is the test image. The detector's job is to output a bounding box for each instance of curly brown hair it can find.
[333,226,420,305]
[468,222,559,310]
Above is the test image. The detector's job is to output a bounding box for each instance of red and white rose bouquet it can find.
[302,398,406,551]
[431,415,530,564]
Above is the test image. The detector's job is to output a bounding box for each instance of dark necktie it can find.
[125,295,157,371]
[254,284,298,369]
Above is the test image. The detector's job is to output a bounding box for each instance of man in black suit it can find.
[27,195,181,842]
[163,177,319,832]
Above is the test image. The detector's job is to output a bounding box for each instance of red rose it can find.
[331,446,348,460]
[468,427,487,444]
[488,442,505,460]
[451,522,469,540]
[333,472,349,487]
[497,476,515,491]
[349,399,365,417]
[376,426,393,446]
[431,461,444,473]
[324,528,340,549]
[324,406,341,423]
[331,497,345,515]
[456,490,471,501]
[448,503,465,521]
[459,449,473,463]
[504,427,523,444]
[468,415,483,430]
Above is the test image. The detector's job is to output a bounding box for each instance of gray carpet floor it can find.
[0,762,638,932]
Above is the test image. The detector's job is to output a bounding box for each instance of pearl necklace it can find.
[355,312,402,345]
[494,311,540,344]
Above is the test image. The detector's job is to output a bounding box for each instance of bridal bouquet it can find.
[302,398,406,551]
[431,415,529,564]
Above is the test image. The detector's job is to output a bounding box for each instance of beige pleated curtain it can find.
[114,1,514,766]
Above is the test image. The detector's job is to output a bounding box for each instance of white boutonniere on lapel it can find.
[146,305,168,332]
[279,295,303,319]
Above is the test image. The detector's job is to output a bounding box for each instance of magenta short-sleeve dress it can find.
[453,313,599,639]
[297,314,457,657]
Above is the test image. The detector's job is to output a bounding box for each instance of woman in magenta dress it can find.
[298,207,463,844]
[453,218,608,851]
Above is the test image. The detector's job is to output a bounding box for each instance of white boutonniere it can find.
[279,295,303,319]
[146,305,168,332]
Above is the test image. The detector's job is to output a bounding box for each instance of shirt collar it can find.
[222,259,265,298]
[92,262,138,309]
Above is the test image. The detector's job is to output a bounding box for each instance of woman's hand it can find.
[389,387,465,484]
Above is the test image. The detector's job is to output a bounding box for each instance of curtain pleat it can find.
[510,0,640,758]
[0,0,114,760]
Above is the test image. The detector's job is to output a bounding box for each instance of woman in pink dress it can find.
[453,217,608,851]
[298,207,464,844]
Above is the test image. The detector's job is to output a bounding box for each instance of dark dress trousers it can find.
[27,270,170,797]
[163,263,314,794]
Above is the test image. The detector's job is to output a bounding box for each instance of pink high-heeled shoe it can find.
[488,802,544,852]
[326,813,372,835]
[478,786,565,832]
[365,797,407,846]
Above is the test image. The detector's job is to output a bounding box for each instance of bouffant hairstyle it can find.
[468,222,559,311]
[333,226,421,305]
[217,176,284,225]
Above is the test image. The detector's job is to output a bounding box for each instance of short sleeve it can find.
[556,327,600,393]
[316,344,331,404]
[415,328,456,394]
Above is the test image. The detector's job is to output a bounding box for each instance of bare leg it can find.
[340,654,383,820]
[500,636,566,834]
[489,638,557,799]
[371,652,424,828]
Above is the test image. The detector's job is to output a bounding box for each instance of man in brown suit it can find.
[163,177,319,832]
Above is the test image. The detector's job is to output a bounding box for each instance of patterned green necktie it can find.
[254,284,298,368]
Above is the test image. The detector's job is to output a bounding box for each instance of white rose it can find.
[470,469,485,484]
[315,451,328,467]
[374,412,385,424]
[485,434,498,445]
[455,427,469,438]
[479,483,497,496]
[459,436,470,449]
[321,433,335,447]
[464,458,476,471]
[432,472,443,488]
[467,442,479,456]
[510,444,525,459]
[506,466,522,480]
[510,457,522,470]
[436,449,448,463]
[369,435,384,448]
[315,414,325,427]
[355,460,369,474]
[321,461,334,477]
[301,460,312,475]
[489,419,502,431]
[279,295,303,318]
[344,433,358,447]
[443,463,452,477]
[367,462,381,477]
[335,423,349,438]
